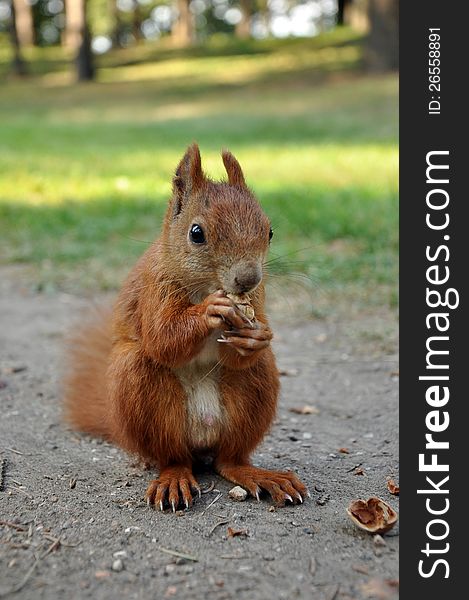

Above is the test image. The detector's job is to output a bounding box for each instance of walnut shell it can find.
[347,497,398,534]
[226,293,255,321]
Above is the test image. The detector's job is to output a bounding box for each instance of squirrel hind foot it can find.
[217,464,307,507]
[145,466,201,512]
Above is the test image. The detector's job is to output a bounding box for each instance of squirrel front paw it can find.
[217,321,272,357]
[203,290,254,331]
[145,466,201,512]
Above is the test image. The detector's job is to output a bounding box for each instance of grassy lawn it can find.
[0,30,398,314]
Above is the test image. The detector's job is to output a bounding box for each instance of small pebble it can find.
[112,559,124,572]
[229,486,248,501]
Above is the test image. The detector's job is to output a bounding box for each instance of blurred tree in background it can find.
[8,0,28,74]
[1,0,397,80]
[0,0,398,307]
[366,0,398,70]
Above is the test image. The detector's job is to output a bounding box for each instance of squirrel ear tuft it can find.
[222,150,246,188]
[172,143,204,217]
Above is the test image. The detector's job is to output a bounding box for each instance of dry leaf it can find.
[360,578,399,599]
[386,479,399,495]
[339,447,350,454]
[354,468,364,476]
[227,527,249,538]
[347,497,398,534]
[289,405,319,415]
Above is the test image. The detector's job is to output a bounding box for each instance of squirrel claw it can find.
[217,465,307,508]
[146,469,200,513]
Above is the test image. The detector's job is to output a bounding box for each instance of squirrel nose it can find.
[233,263,262,294]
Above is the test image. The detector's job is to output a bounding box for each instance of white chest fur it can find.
[174,331,224,449]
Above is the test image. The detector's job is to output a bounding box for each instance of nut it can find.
[226,293,255,321]
[347,497,398,534]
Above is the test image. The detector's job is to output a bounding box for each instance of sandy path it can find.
[0,274,398,599]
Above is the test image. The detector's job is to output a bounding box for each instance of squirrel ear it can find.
[222,150,246,187]
[172,143,204,217]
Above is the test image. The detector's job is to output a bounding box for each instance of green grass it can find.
[0,30,398,312]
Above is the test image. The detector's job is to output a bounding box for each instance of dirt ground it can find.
[0,269,399,600]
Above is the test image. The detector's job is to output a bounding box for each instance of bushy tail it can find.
[63,307,113,439]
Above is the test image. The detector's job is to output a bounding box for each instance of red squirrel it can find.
[64,144,307,510]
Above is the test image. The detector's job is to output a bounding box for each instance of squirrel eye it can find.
[189,224,206,244]
[269,228,273,241]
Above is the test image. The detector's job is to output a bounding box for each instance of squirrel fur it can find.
[64,144,307,510]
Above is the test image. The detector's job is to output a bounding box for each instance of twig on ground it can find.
[208,519,230,536]
[201,492,222,516]
[0,520,27,532]
[346,463,363,473]
[42,533,81,548]
[4,448,23,456]
[10,485,33,499]
[156,546,198,562]
[201,480,215,494]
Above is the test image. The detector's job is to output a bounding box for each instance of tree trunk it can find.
[172,0,194,47]
[341,0,369,32]
[9,0,27,76]
[337,0,346,25]
[132,0,142,41]
[77,22,95,81]
[12,0,34,47]
[64,0,95,81]
[64,0,84,49]
[235,0,253,39]
[109,0,122,48]
[366,0,398,71]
